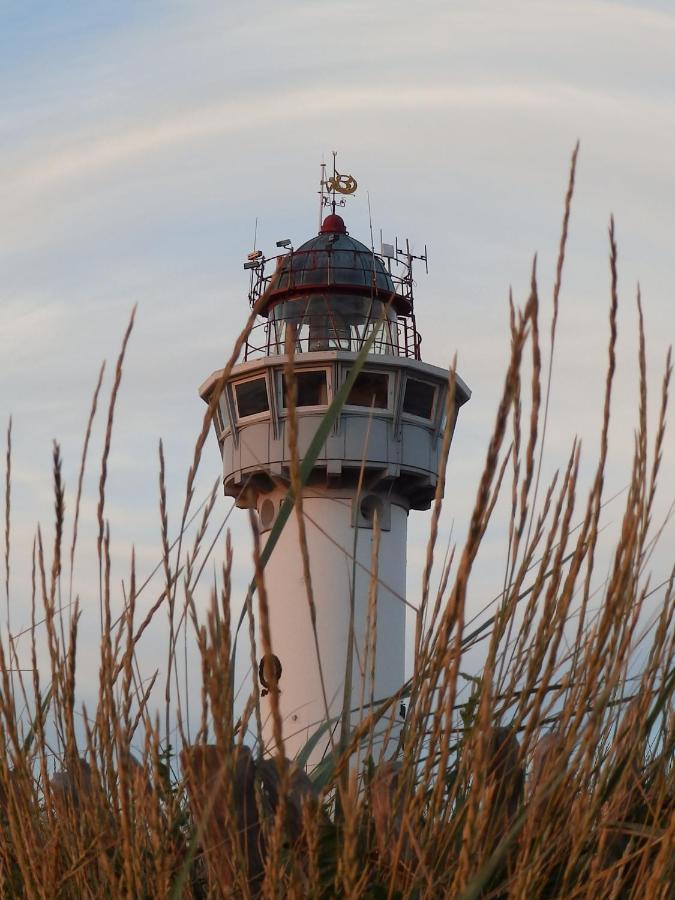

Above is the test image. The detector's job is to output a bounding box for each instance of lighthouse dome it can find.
[259,215,410,314]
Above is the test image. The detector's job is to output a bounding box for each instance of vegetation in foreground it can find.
[0,148,673,898]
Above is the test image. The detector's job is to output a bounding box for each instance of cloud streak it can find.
[5,80,674,198]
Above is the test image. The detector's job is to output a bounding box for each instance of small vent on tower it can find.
[353,493,391,531]
[259,497,276,531]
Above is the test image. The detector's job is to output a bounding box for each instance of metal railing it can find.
[246,249,418,313]
[243,314,422,361]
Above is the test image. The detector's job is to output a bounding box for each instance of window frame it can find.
[278,366,332,414]
[401,375,438,424]
[213,389,233,439]
[232,373,272,423]
[342,367,393,413]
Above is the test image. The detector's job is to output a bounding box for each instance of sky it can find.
[1,1,674,740]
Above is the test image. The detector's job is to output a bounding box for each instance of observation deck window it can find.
[215,394,230,436]
[345,371,390,410]
[403,378,436,420]
[234,376,269,420]
[282,369,329,408]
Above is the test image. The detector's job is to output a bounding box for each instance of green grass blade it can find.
[295,715,339,769]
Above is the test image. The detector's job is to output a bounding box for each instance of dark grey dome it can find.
[269,231,395,295]
[257,214,412,314]
[255,214,412,316]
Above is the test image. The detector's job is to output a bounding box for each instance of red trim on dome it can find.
[319,214,347,234]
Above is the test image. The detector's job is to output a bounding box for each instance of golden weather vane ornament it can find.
[319,151,358,222]
[326,172,357,195]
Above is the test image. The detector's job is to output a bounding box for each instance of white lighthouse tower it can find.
[200,166,470,763]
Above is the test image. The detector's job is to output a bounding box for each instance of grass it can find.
[0,146,673,897]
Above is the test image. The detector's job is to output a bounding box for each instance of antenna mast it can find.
[318,159,326,229]
[367,191,375,253]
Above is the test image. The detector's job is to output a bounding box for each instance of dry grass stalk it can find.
[4,417,11,647]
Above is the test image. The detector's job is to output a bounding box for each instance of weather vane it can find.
[319,151,357,222]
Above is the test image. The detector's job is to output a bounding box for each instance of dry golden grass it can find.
[0,147,673,898]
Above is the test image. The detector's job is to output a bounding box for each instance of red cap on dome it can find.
[319,213,347,235]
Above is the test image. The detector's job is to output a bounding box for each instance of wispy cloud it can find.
[5,80,674,199]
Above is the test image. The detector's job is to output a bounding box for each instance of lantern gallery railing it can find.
[247,252,406,310]
[243,313,422,361]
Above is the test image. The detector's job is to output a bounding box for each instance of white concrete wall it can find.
[258,489,407,767]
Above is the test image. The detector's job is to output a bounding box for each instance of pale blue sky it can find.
[2,1,673,728]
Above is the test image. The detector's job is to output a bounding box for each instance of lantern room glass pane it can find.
[235,378,269,418]
[346,372,389,409]
[403,379,436,419]
[282,370,328,408]
[267,295,399,356]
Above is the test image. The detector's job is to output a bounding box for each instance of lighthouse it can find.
[200,165,470,763]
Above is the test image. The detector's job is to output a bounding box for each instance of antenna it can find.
[318,159,326,229]
[392,236,429,306]
[245,218,263,272]
[367,191,375,253]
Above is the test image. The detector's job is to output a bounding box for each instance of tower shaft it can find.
[261,489,407,761]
